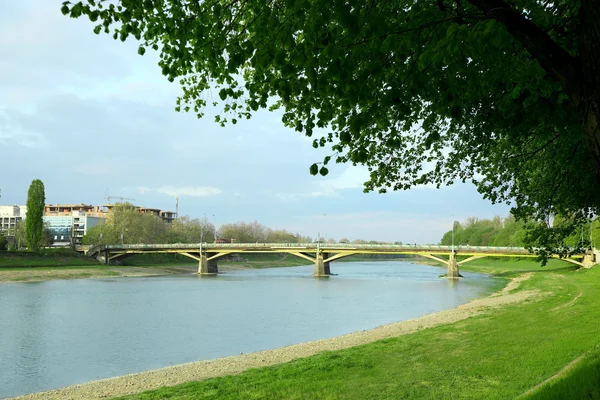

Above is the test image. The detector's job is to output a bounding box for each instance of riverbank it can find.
[13,258,596,400]
[0,252,425,283]
[0,252,289,283]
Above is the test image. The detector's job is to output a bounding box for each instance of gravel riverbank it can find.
[10,274,539,400]
[0,264,259,283]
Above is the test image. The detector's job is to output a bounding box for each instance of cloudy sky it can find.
[0,1,511,243]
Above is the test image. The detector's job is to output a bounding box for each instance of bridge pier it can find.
[198,253,218,275]
[314,252,331,277]
[582,253,596,269]
[447,253,461,279]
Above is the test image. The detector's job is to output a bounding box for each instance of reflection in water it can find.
[0,262,502,398]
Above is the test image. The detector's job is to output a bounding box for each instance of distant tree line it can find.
[440,215,600,249]
[82,204,313,245]
[440,215,528,247]
[81,203,402,246]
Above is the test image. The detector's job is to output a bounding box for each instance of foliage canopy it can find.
[62,0,600,248]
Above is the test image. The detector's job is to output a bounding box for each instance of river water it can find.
[0,261,504,398]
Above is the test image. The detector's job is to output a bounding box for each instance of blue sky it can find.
[0,0,512,243]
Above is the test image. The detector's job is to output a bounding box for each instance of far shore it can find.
[0,255,436,284]
[0,264,246,283]
[10,273,534,400]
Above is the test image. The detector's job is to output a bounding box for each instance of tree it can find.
[82,202,170,244]
[167,216,215,243]
[440,214,533,247]
[63,1,600,248]
[218,221,270,243]
[16,220,54,249]
[26,179,45,251]
[0,234,7,251]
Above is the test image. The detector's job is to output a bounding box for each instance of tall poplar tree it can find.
[26,179,45,251]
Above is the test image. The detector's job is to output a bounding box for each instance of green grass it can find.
[0,250,99,268]
[524,345,600,400]
[115,262,600,400]
[460,257,577,276]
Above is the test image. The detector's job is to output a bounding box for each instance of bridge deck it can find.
[87,243,537,256]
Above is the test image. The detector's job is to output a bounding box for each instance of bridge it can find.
[83,243,598,278]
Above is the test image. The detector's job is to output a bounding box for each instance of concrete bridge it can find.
[83,243,597,279]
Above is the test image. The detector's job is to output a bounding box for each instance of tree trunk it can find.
[579,0,600,190]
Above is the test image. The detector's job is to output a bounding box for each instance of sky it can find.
[0,0,512,244]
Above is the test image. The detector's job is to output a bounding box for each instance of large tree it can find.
[62,1,600,246]
[25,179,45,251]
[83,202,170,244]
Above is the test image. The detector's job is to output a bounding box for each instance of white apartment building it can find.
[0,205,27,236]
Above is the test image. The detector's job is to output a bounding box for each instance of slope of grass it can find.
[524,345,600,400]
[0,249,99,268]
[460,257,577,276]
[116,264,600,400]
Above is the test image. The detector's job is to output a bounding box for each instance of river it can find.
[0,261,504,398]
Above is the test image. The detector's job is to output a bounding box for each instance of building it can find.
[1,202,177,245]
[159,210,177,224]
[44,204,103,215]
[103,204,177,224]
[0,205,27,236]
[42,204,107,246]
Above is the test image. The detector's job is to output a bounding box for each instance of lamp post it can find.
[200,219,204,245]
[451,221,455,255]
[591,217,596,250]
[210,214,216,242]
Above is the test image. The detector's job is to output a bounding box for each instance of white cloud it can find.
[274,166,370,200]
[136,186,151,194]
[318,166,370,192]
[157,185,222,197]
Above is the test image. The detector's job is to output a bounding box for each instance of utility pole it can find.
[175,195,179,220]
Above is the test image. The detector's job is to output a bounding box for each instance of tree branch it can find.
[466,0,580,104]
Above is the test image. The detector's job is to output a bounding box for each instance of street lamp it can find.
[451,221,455,254]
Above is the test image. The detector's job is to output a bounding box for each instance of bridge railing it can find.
[97,242,537,254]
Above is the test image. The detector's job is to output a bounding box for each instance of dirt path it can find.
[11,274,539,400]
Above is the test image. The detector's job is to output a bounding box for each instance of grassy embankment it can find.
[113,258,600,400]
